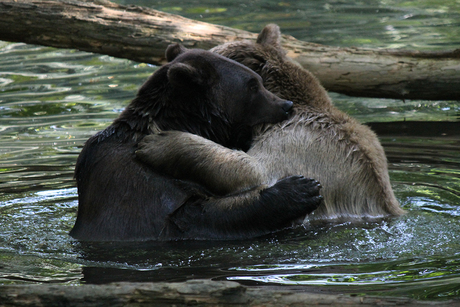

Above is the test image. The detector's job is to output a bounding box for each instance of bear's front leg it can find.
[160,175,323,240]
[136,131,269,195]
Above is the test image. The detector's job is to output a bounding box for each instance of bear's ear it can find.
[166,43,188,62]
[256,24,281,48]
[167,62,206,88]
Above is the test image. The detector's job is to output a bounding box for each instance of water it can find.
[1,0,459,301]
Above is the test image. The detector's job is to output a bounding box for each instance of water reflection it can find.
[119,0,460,50]
[0,0,460,300]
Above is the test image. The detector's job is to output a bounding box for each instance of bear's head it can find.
[122,43,293,150]
[211,24,331,110]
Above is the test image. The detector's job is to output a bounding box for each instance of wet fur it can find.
[71,45,322,241]
[138,25,404,221]
[212,24,405,219]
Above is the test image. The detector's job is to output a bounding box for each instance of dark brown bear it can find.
[70,43,322,241]
[137,25,405,221]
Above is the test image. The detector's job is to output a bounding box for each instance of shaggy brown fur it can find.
[137,25,404,222]
[71,43,322,241]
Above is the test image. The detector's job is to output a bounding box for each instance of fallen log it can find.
[0,280,457,307]
[0,0,459,101]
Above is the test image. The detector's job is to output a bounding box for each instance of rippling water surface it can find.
[0,0,459,301]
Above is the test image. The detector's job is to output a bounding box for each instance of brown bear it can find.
[136,25,405,222]
[70,43,323,241]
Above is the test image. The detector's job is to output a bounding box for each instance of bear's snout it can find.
[282,100,293,113]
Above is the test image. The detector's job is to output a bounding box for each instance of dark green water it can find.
[0,0,459,300]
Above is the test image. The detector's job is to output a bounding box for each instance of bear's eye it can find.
[248,78,259,93]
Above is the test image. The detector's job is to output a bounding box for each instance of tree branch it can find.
[0,280,452,306]
[0,0,459,100]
